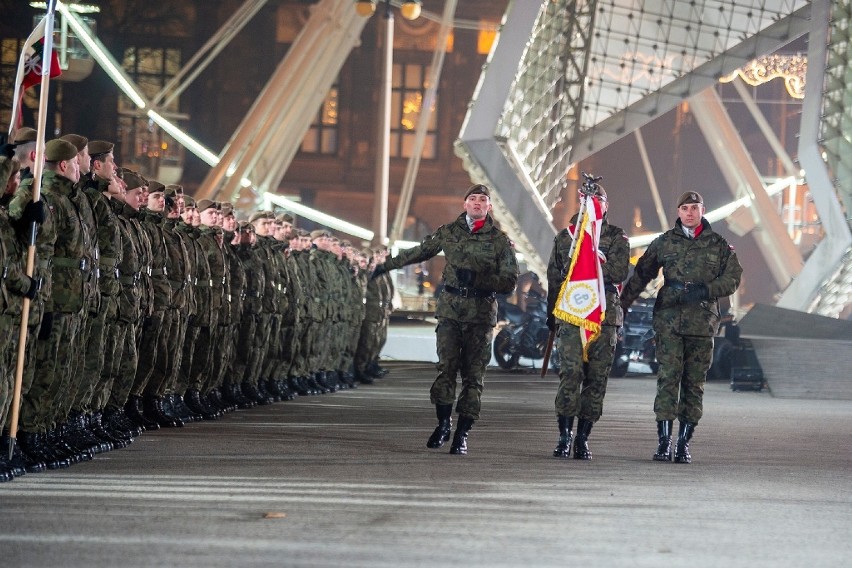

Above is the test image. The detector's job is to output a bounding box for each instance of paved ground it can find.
[2,362,850,567]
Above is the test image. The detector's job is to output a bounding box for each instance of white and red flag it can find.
[553,192,607,361]
[8,16,62,135]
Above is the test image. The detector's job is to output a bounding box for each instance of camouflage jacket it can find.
[292,250,316,320]
[224,235,245,322]
[621,218,743,337]
[111,200,144,323]
[255,237,280,314]
[39,171,97,313]
[174,222,200,316]
[236,243,264,315]
[269,240,291,316]
[162,218,192,310]
[82,179,121,300]
[0,203,31,317]
[546,217,630,327]
[384,212,519,325]
[139,210,172,311]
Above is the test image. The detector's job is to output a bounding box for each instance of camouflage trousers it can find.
[0,316,18,428]
[354,318,383,374]
[187,311,220,391]
[232,311,257,384]
[144,308,182,398]
[431,318,494,421]
[654,331,713,424]
[72,305,111,413]
[131,310,165,397]
[554,324,617,422]
[104,319,137,413]
[25,311,81,431]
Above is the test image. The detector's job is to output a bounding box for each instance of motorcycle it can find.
[493,290,560,371]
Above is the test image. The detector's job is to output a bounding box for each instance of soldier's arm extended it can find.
[383,229,445,270]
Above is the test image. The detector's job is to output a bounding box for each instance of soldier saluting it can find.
[620,191,742,464]
[374,184,519,455]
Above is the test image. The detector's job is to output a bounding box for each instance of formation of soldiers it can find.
[0,128,395,482]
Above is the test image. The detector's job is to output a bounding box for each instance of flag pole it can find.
[540,173,601,377]
[8,1,57,460]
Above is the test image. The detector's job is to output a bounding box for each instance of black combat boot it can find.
[125,395,160,431]
[553,415,574,458]
[3,429,44,473]
[573,418,594,460]
[449,416,475,455]
[426,404,453,449]
[674,422,696,464]
[653,420,674,461]
[90,411,129,449]
[18,431,71,470]
[144,396,183,428]
[185,389,218,420]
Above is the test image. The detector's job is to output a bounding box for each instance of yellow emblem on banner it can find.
[561,281,598,319]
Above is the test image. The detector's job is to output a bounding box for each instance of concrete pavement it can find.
[2,362,850,567]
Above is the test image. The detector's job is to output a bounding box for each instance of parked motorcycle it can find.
[493,290,560,371]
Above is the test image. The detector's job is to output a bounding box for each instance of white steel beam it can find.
[779,0,852,310]
[689,87,803,289]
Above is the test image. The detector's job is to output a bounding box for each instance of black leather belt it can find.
[444,285,495,300]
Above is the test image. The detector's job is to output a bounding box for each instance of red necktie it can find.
[472,219,485,233]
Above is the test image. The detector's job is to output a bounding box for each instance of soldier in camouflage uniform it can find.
[621,191,742,464]
[1,151,44,480]
[287,229,319,395]
[546,184,630,460]
[354,248,387,384]
[71,140,125,450]
[16,139,93,467]
[232,220,264,406]
[376,184,519,455]
[102,169,151,439]
[132,182,180,428]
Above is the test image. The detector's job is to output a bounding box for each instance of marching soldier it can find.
[621,191,743,464]
[545,183,630,460]
[374,184,519,455]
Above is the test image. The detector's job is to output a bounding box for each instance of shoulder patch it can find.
[621,234,629,241]
[729,244,735,251]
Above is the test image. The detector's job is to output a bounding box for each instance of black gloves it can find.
[24,276,42,300]
[546,313,556,332]
[1,142,16,159]
[371,263,388,279]
[455,268,476,287]
[22,200,47,225]
[681,282,709,304]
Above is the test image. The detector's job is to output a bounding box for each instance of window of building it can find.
[118,46,183,181]
[391,61,437,159]
[301,83,339,155]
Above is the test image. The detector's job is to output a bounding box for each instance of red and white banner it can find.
[553,193,607,361]
[9,17,61,135]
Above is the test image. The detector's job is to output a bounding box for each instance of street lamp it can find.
[356,0,421,246]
